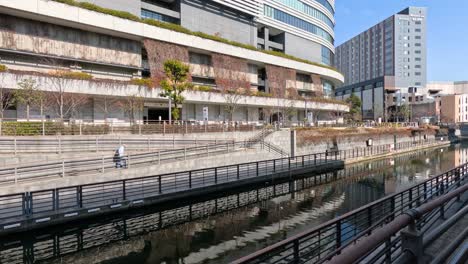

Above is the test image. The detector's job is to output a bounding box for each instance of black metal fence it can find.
[233,163,467,264]
[0,137,447,232]
[0,148,435,264]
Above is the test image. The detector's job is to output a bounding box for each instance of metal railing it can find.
[328,185,468,264]
[0,140,286,184]
[0,118,267,136]
[0,137,236,154]
[0,150,342,228]
[0,138,448,231]
[233,162,467,264]
[0,137,444,184]
[0,147,447,263]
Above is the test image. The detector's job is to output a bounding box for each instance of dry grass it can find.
[296,126,438,145]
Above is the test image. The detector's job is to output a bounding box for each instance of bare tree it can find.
[223,89,243,122]
[95,82,121,124]
[118,93,145,124]
[47,70,89,121]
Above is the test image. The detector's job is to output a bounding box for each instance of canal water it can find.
[1,143,468,264]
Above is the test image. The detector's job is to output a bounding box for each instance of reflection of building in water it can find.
[454,146,468,167]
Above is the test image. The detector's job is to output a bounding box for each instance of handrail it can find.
[327,185,468,264]
[232,161,466,264]
[0,138,443,184]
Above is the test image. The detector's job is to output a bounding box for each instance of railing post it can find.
[14,137,17,156]
[314,154,317,165]
[58,137,61,154]
[122,180,126,200]
[293,240,300,263]
[189,171,192,188]
[158,151,161,164]
[401,223,424,264]
[158,175,162,194]
[62,159,65,177]
[14,166,18,183]
[102,156,105,173]
[336,220,342,254]
[184,147,187,160]
[96,138,99,153]
[273,159,276,172]
[256,162,259,176]
[163,121,166,136]
[215,168,218,184]
[127,154,131,168]
[237,164,240,180]
[79,122,82,136]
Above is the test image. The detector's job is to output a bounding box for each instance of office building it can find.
[334,7,427,121]
[0,0,347,124]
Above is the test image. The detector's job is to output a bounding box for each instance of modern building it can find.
[334,6,427,121]
[0,0,347,125]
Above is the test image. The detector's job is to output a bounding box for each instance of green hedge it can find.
[0,64,7,72]
[52,0,340,73]
[0,121,110,136]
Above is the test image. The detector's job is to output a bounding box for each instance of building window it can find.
[415,57,422,61]
[415,50,421,54]
[321,46,334,66]
[275,0,334,28]
[415,65,421,68]
[415,36,421,39]
[322,80,334,98]
[264,5,334,44]
[415,43,421,47]
[415,28,422,32]
[415,72,421,76]
[141,9,178,23]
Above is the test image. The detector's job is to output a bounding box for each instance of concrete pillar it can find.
[290,130,296,158]
[264,27,270,51]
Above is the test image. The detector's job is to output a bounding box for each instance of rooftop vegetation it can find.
[51,0,341,73]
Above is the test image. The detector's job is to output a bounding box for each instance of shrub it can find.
[254,91,273,98]
[0,121,63,136]
[195,85,213,92]
[52,0,340,73]
[131,78,154,87]
[55,71,93,80]
[0,64,7,72]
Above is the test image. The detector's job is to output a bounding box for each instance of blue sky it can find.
[334,0,468,82]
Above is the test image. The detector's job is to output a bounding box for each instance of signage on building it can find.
[307,111,314,122]
[203,106,209,121]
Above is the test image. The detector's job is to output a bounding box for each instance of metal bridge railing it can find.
[233,162,467,264]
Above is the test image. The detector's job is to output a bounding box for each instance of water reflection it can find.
[1,143,468,264]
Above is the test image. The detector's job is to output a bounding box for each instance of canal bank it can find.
[0,138,451,236]
[0,142,466,264]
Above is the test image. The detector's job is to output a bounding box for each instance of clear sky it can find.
[334,0,468,82]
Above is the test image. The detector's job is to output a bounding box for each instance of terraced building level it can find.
[0,0,347,124]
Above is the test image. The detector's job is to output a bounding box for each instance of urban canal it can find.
[1,142,467,264]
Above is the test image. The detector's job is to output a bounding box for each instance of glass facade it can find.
[322,79,334,97]
[141,9,178,24]
[321,46,334,66]
[264,5,334,44]
[313,0,334,14]
[274,0,334,28]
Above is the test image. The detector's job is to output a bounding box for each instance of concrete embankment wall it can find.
[263,128,440,155]
[0,149,280,195]
[0,131,260,165]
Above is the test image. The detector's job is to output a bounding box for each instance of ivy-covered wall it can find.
[0,15,141,67]
[212,53,250,91]
[143,39,190,85]
[265,65,296,98]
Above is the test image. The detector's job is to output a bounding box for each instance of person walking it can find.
[115,144,127,168]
